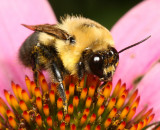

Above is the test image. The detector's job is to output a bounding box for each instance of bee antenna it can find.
[118,35,151,53]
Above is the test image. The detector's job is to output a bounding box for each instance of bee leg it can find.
[50,62,67,114]
[77,59,85,79]
[31,44,67,113]
[97,81,107,96]
[31,44,41,87]
[76,49,93,91]
[77,60,85,91]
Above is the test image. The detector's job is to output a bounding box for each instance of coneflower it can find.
[0,73,158,129]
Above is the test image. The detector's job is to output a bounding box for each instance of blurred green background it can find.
[49,0,141,30]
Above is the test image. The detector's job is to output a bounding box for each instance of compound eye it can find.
[89,54,104,77]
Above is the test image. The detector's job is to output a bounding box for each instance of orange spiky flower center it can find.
[0,73,156,129]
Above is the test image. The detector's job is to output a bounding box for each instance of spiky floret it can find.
[0,73,157,129]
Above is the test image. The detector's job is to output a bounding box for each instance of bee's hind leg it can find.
[50,62,67,114]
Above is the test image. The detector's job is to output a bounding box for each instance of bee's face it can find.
[89,47,119,81]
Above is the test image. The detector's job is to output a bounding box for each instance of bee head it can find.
[89,47,119,81]
[88,35,151,81]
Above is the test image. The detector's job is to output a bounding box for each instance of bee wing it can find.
[22,24,70,40]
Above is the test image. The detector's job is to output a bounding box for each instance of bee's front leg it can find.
[97,81,107,95]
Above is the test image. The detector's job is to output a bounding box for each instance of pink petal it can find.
[136,63,160,121]
[111,0,160,88]
[0,1,56,94]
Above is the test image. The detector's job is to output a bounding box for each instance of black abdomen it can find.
[19,32,40,67]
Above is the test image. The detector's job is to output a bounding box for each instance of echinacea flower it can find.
[0,73,156,129]
[0,0,160,130]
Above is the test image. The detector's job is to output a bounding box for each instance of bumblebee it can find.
[19,16,150,112]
